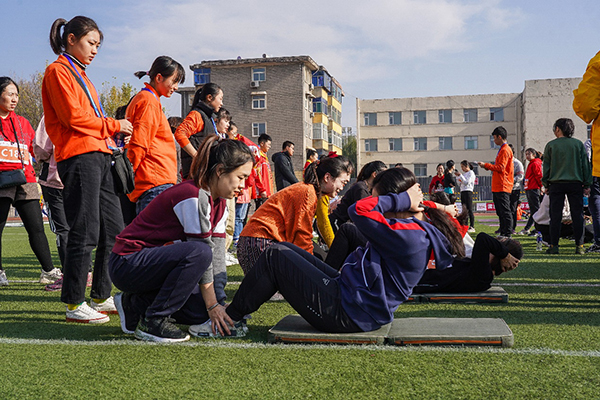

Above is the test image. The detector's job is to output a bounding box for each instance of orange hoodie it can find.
[42,55,120,162]
[125,83,177,202]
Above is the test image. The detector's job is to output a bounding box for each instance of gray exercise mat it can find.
[268,315,391,345]
[387,317,514,347]
[405,286,509,304]
[268,315,514,347]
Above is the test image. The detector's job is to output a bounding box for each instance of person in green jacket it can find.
[542,118,592,255]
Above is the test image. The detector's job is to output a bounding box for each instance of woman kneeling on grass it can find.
[188,168,459,336]
[109,135,254,342]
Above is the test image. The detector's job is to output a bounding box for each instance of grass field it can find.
[1,218,599,399]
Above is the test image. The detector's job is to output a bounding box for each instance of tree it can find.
[15,71,44,130]
[99,79,137,119]
[342,135,357,178]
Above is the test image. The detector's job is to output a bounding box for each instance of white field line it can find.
[0,337,598,357]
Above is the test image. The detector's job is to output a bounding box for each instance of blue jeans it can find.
[588,177,600,244]
[234,202,249,243]
[57,152,123,304]
[136,184,174,215]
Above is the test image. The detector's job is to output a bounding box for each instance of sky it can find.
[1,0,599,131]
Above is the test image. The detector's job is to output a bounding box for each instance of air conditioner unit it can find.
[309,112,314,118]
[308,83,314,91]
[251,81,260,88]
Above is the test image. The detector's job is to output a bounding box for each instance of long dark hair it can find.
[49,16,103,55]
[373,168,465,258]
[304,155,353,194]
[0,77,18,95]
[192,83,222,108]
[357,160,387,182]
[134,56,185,84]
[190,135,254,190]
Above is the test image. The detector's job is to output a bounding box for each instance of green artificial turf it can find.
[1,220,599,399]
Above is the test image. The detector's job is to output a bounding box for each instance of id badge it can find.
[0,140,30,165]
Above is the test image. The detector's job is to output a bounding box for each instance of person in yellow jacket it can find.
[573,50,600,253]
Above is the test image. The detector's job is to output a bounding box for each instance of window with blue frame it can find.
[194,68,211,85]
[252,68,266,82]
[312,70,331,89]
[313,97,327,114]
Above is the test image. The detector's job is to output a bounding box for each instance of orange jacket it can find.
[254,151,274,198]
[42,55,120,162]
[240,182,318,253]
[483,143,514,193]
[125,84,177,202]
[174,110,204,148]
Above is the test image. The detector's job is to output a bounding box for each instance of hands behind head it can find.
[407,184,424,213]
[500,253,519,273]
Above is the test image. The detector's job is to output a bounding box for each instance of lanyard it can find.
[211,118,218,135]
[0,116,20,143]
[63,54,105,118]
[141,87,160,102]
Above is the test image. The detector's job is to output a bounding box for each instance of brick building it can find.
[177,55,343,178]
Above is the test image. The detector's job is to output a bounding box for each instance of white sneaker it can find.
[39,268,62,284]
[189,319,248,338]
[467,227,476,233]
[0,270,8,286]
[225,252,238,266]
[90,296,118,315]
[66,302,110,324]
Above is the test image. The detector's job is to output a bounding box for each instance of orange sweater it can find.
[483,143,514,193]
[42,55,120,162]
[125,84,177,202]
[174,110,205,148]
[240,182,318,253]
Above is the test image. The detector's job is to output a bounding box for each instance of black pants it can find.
[325,222,367,271]
[461,190,475,228]
[109,241,212,320]
[41,186,69,268]
[0,197,54,272]
[523,189,540,231]
[510,189,521,231]
[227,242,361,333]
[58,152,124,304]
[548,182,585,246]
[493,192,512,236]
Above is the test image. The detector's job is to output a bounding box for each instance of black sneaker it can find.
[134,317,190,342]
[114,292,140,335]
[585,243,600,253]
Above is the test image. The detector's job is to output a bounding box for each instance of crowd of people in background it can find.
[1,15,599,343]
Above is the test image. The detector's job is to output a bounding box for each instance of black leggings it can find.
[325,222,367,271]
[461,190,475,228]
[226,242,361,333]
[0,198,54,272]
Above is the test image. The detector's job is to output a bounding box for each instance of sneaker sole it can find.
[114,294,135,335]
[45,285,61,292]
[66,315,110,324]
[95,309,119,315]
[134,329,190,343]
[39,278,59,285]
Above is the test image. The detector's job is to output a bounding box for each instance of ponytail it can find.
[134,56,185,84]
[49,16,103,55]
[421,205,466,259]
[303,155,353,194]
[190,135,254,190]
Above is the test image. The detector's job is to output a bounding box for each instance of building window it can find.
[463,108,478,123]
[313,97,327,114]
[414,137,427,151]
[252,122,266,137]
[252,67,266,82]
[193,68,211,85]
[490,107,504,122]
[364,113,377,126]
[365,139,378,152]
[252,94,266,109]
[588,125,592,139]
[490,135,501,149]
[389,138,402,151]
[414,110,426,124]
[389,112,402,125]
[439,109,452,123]
[439,137,453,150]
[331,106,341,125]
[313,123,327,140]
[414,164,427,177]
[464,136,478,150]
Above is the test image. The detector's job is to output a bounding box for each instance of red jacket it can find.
[524,158,542,190]
[0,112,36,183]
[254,151,273,198]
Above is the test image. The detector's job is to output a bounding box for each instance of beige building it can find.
[357,78,589,180]
[177,55,343,176]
